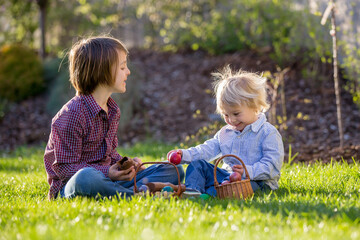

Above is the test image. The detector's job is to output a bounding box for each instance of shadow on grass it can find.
[191,187,360,222]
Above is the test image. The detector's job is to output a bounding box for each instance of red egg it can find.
[229,172,242,182]
[168,150,182,165]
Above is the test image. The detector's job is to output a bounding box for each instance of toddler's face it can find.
[221,104,258,131]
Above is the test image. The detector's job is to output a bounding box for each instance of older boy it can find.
[44,36,183,200]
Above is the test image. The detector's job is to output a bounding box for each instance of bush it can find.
[44,57,74,116]
[136,0,331,66]
[0,44,44,102]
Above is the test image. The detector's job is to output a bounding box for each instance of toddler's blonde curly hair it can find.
[212,65,269,114]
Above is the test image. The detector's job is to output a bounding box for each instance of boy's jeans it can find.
[60,164,184,199]
[185,159,270,196]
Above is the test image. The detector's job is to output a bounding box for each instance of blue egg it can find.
[139,185,149,193]
[161,186,174,192]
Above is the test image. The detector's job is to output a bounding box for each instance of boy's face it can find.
[221,104,258,131]
[111,50,130,93]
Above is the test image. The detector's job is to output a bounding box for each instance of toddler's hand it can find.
[166,150,176,159]
[167,150,182,165]
[232,164,244,176]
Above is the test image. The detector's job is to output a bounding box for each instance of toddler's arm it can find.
[181,130,222,163]
[244,131,284,181]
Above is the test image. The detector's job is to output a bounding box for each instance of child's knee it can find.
[64,167,105,197]
[71,167,103,186]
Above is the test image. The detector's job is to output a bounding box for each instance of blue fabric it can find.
[181,113,284,190]
[185,159,270,196]
[60,164,184,199]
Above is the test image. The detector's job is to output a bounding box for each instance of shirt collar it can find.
[81,94,102,119]
[81,94,119,119]
[250,113,267,132]
[225,113,267,133]
[107,96,118,113]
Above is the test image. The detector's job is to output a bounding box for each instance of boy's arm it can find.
[50,114,111,183]
[244,131,284,180]
[181,130,222,164]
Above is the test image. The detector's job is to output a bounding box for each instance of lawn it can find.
[0,142,359,240]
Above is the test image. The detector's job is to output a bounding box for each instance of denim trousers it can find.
[185,159,270,196]
[60,164,184,199]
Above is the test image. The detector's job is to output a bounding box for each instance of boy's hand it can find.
[167,150,182,165]
[109,163,135,181]
[232,164,244,176]
[133,157,146,171]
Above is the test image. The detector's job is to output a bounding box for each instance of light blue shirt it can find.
[181,113,284,190]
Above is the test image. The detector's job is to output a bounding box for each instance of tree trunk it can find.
[330,0,344,148]
[36,0,48,60]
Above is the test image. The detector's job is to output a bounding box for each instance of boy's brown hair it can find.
[69,36,128,95]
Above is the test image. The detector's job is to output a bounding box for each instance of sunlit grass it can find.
[0,143,359,240]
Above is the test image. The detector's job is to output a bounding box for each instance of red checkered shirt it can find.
[44,94,122,199]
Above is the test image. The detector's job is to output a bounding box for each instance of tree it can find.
[321,0,344,148]
[36,0,48,59]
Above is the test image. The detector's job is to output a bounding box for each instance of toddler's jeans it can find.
[185,159,270,196]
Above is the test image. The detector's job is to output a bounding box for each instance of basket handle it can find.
[213,154,250,188]
[133,161,183,197]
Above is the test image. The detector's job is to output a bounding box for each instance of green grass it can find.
[1,143,359,240]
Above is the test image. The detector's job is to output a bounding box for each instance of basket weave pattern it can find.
[214,154,254,200]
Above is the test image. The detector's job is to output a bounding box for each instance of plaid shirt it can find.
[44,94,122,199]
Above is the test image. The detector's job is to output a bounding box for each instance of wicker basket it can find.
[214,154,254,200]
[133,161,184,198]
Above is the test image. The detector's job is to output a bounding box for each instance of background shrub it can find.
[137,0,331,61]
[44,57,74,116]
[0,44,44,102]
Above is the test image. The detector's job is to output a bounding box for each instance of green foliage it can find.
[1,0,358,107]
[0,144,359,240]
[0,0,38,47]
[44,57,74,116]
[44,0,143,56]
[118,140,177,162]
[136,0,331,65]
[179,120,225,149]
[0,0,132,56]
[0,44,44,102]
[340,32,360,108]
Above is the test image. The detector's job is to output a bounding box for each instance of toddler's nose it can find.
[229,117,237,124]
